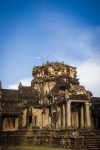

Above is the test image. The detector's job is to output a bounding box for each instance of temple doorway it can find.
[29,116,32,127]
[71,103,85,129]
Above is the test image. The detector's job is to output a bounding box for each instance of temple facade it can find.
[0,62,100,131]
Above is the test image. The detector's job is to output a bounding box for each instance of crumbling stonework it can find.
[0,62,100,149]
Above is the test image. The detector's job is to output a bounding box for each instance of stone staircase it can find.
[78,129,100,150]
[0,129,100,149]
[84,135,100,150]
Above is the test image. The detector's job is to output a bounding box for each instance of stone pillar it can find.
[58,106,61,127]
[22,109,27,127]
[63,104,65,128]
[26,108,29,127]
[80,104,84,129]
[90,110,95,129]
[45,109,49,126]
[85,102,91,128]
[49,115,51,127]
[18,115,22,129]
[51,106,53,128]
[73,107,76,128]
[32,114,34,126]
[66,101,71,128]
[75,108,79,128]
[71,109,74,128]
[57,106,61,127]
[42,113,45,127]
[61,105,63,127]
[15,118,19,129]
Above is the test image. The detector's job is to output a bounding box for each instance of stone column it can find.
[85,102,91,128]
[15,118,19,129]
[45,109,49,126]
[18,115,22,129]
[22,109,27,127]
[90,110,94,129]
[26,108,29,127]
[32,114,34,126]
[71,109,74,128]
[75,108,79,128]
[73,108,76,128]
[61,105,63,127]
[51,106,53,128]
[80,104,84,129]
[31,107,34,127]
[58,106,61,127]
[63,104,65,128]
[49,115,51,127]
[42,113,45,127]
[66,101,71,128]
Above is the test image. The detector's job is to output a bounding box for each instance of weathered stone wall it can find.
[22,108,27,127]
[32,107,43,128]
[3,116,19,131]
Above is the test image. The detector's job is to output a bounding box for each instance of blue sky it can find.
[0,0,100,96]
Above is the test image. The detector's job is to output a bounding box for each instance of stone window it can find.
[44,69,48,75]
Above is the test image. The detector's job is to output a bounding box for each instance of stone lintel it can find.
[69,99,89,103]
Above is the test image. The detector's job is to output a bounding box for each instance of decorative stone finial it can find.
[18,82,22,89]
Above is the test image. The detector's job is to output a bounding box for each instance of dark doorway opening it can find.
[29,116,32,127]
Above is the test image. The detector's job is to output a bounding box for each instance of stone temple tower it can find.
[1,62,100,149]
[31,62,92,129]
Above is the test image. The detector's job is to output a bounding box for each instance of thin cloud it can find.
[77,57,100,97]
[52,26,100,97]
[8,77,33,89]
